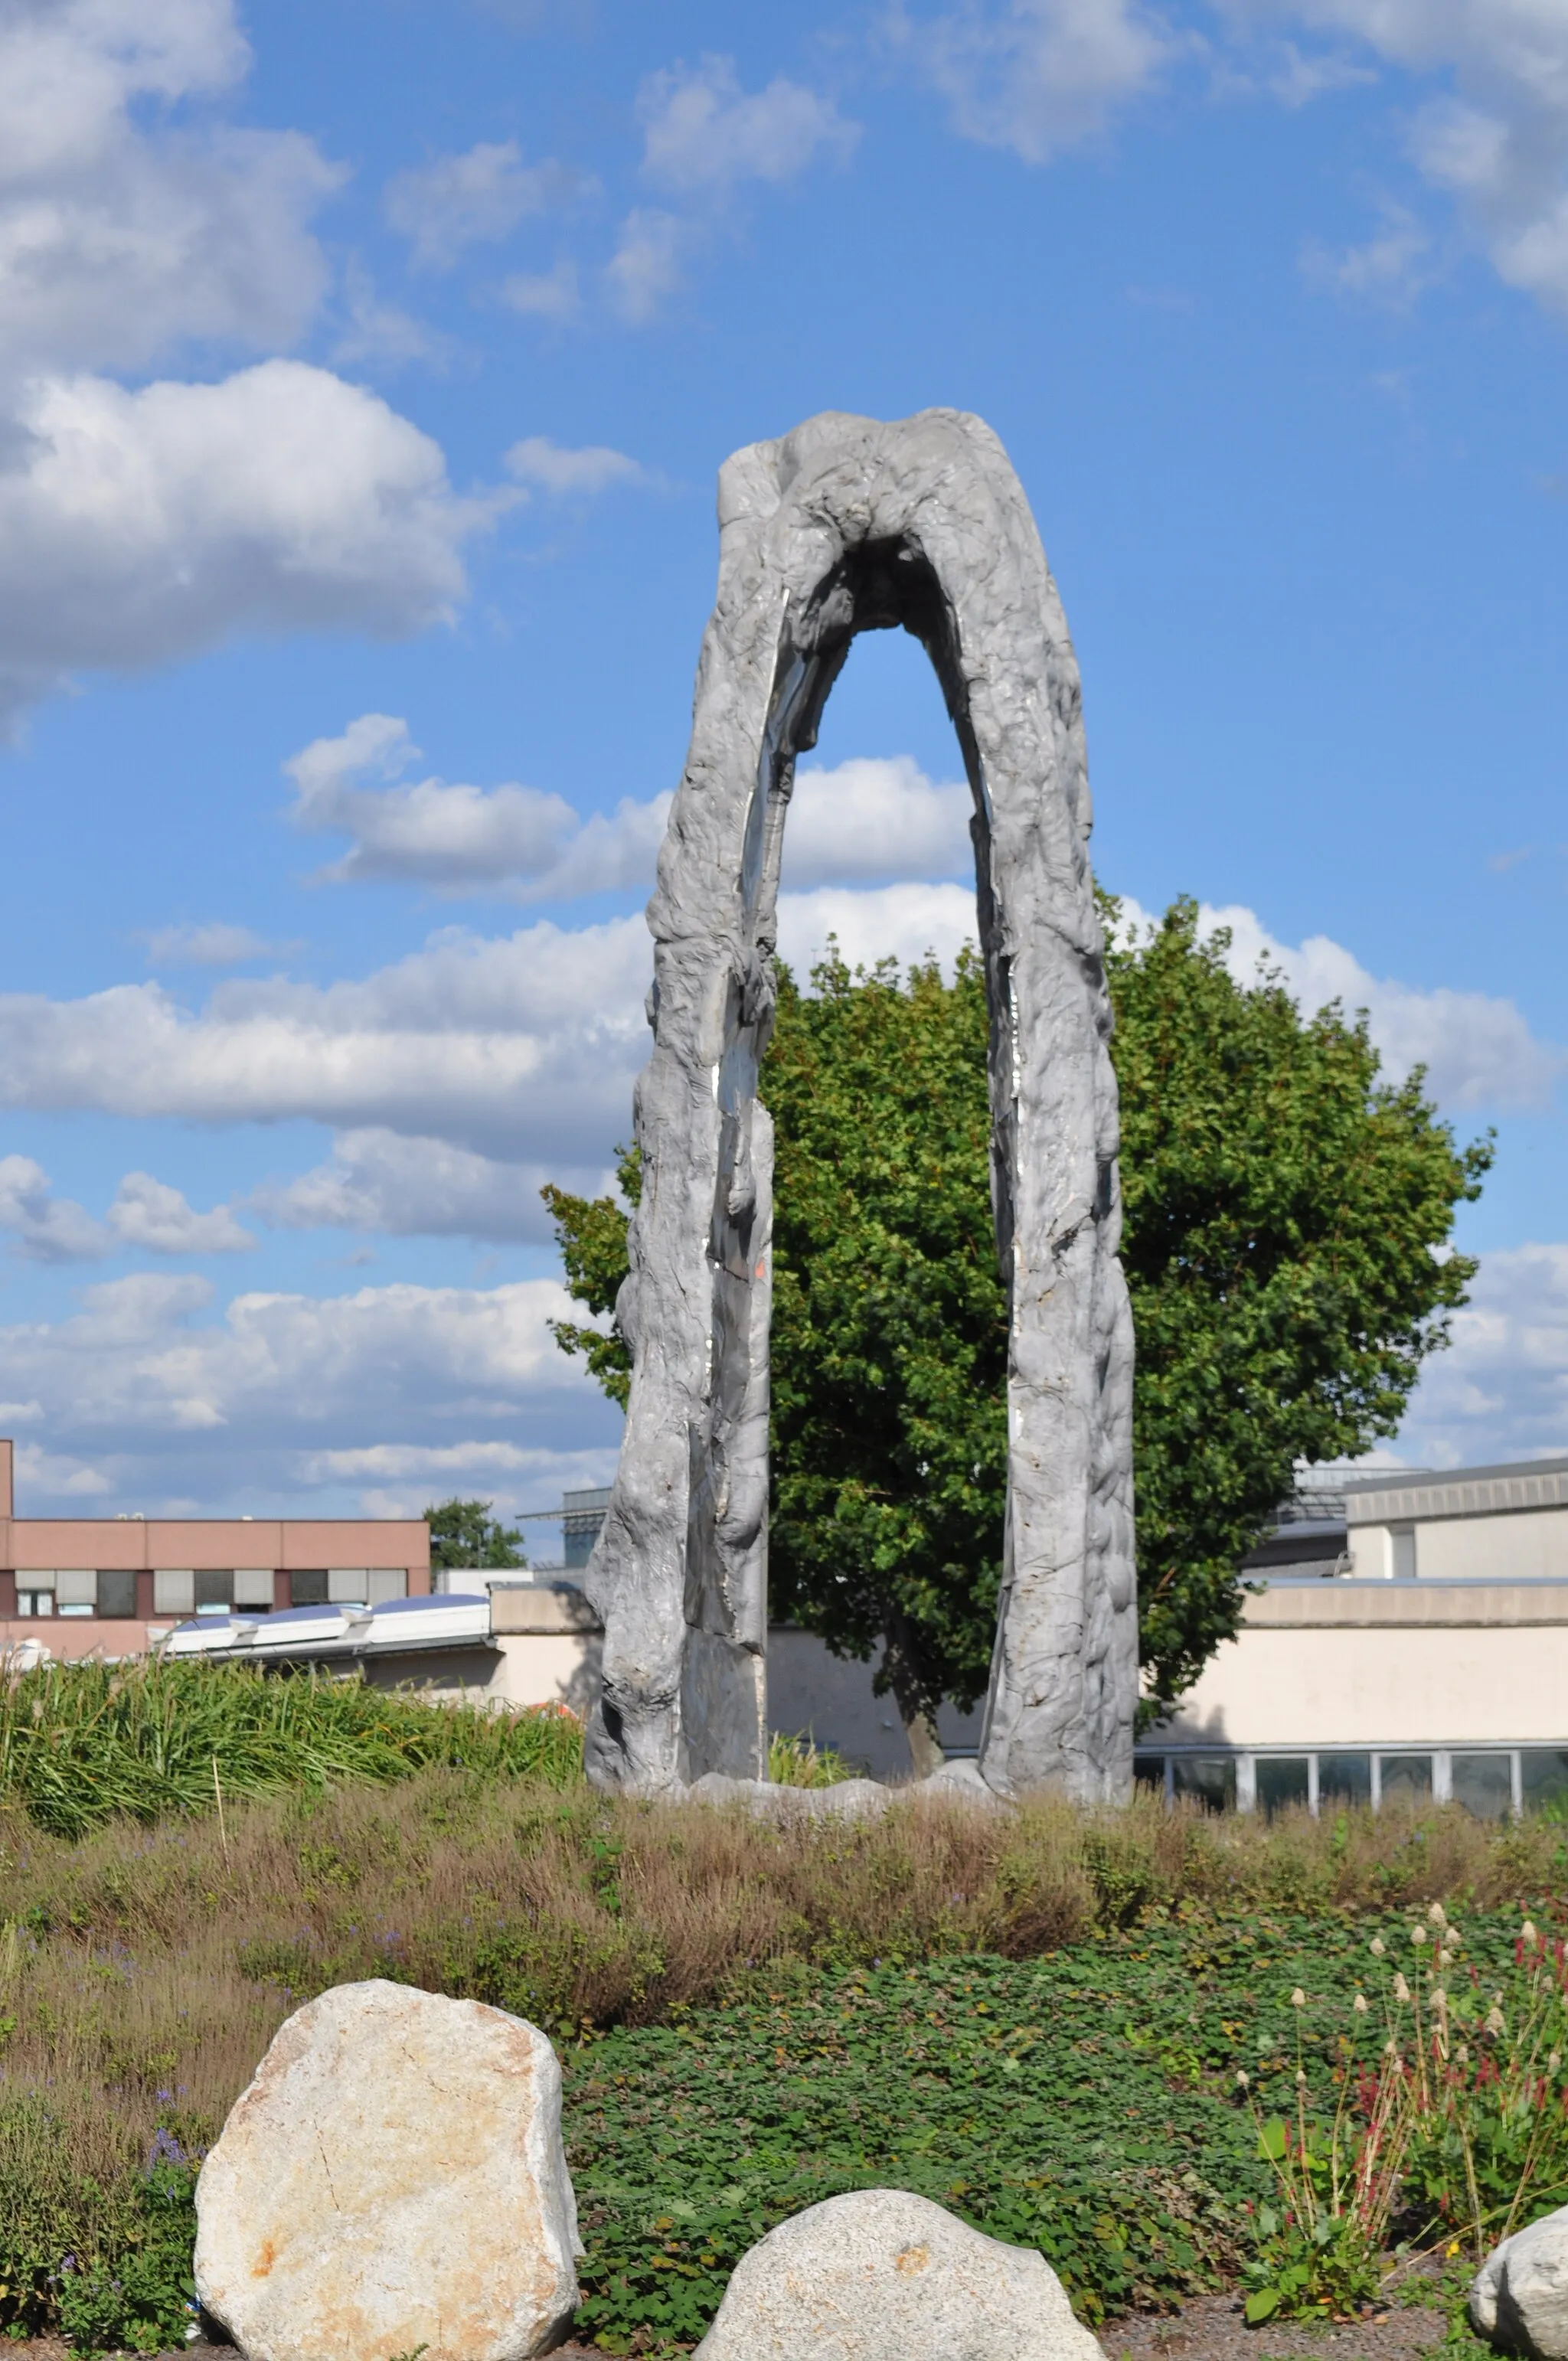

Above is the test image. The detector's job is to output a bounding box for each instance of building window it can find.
[1318,1752,1372,1807]
[1172,1755,1236,1813]
[234,1569,275,1612]
[290,1570,328,1607]
[1391,1525,1417,1580]
[1256,1757,1311,1818]
[55,1571,96,1617]
[1451,1752,1513,1819]
[1521,1750,1568,1815]
[1133,1753,1167,1797]
[194,1571,234,1617]
[1377,1753,1432,1804]
[96,1569,137,1620]
[15,1581,54,1617]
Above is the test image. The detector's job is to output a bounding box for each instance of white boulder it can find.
[194,1978,581,2361]
[1472,2205,1568,2358]
[693,2187,1104,2361]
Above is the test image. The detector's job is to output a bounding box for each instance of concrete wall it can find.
[1352,1510,1568,1584]
[1159,1583,1568,1748]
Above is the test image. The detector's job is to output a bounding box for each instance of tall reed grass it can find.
[0,1655,582,1835]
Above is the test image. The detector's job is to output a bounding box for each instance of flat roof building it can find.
[0,1437,430,1661]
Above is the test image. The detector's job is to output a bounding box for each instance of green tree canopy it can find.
[542,898,1488,1748]
[424,1497,528,1574]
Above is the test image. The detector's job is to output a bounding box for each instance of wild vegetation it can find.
[1,1751,1567,2350]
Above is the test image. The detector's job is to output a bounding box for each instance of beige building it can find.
[1145,1458,1568,1815]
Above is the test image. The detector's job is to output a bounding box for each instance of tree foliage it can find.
[541,900,1488,1727]
[424,1496,528,1573]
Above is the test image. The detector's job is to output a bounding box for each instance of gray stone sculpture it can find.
[583,407,1135,1802]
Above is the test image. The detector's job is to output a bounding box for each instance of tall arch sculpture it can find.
[583,407,1136,1801]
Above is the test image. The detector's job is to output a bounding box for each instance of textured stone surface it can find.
[584,407,1135,1801]
[1472,2204,1568,2356]
[692,2187,1105,2361]
[194,1978,581,2361]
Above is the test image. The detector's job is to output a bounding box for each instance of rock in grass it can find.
[194,1979,581,2361]
[1472,2204,1568,2358]
[693,2187,1104,2361]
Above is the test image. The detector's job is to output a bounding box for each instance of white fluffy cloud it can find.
[785,758,973,887]
[0,1157,252,1262]
[383,141,591,271]
[0,1269,618,1516]
[638,55,860,192]
[0,916,654,1164]
[890,0,1171,162]
[0,0,338,378]
[145,923,289,968]
[256,1129,591,1246]
[1118,896,1563,1112]
[1233,0,1568,318]
[505,436,645,495]
[0,364,489,724]
[1395,1244,1568,1468]
[604,208,687,324]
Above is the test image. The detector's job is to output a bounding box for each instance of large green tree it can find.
[542,900,1488,1750]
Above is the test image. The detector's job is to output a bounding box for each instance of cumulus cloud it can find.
[605,208,686,323]
[108,1172,253,1254]
[0,1155,108,1263]
[0,916,655,1164]
[785,758,974,887]
[0,1268,619,1516]
[284,713,669,899]
[889,0,1171,163]
[0,364,491,726]
[1302,199,1434,305]
[638,54,860,192]
[1235,0,1568,318]
[499,260,583,321]
[505,436,645,495]
[0,0,338,379]
[1394,1244,1568,1468]
[1116,896,1564,1113]
[256,1129,589,1246]
[778,883,980,979]
[0,1158,250,1261]
[383,141,592,271]
[145,923,288,968]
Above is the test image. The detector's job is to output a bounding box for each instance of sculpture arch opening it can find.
[582,408,1137,1801]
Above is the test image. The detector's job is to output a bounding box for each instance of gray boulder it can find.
[693,2187,1103,2361]
[194,1978,581,2361]
[1472,2205,1568,2358]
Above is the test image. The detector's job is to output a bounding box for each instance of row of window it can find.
[6,1569,410,1619]
[1135,1747,1568,1818]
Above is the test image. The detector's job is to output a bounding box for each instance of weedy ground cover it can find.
[0,1747,1564,2351]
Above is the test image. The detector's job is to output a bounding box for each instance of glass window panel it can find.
[290,1569,328,1607]
[1452,1753,1513,1819]
[365,1569,408,1605]
[1521,1751,1568,1816]
[233,1569,274,1610]
[1133,1754,1166,1794]
[1256,1757,1311,1818]
[15,1589,53,1617]
[96,1569,136,1620]
[1172,1755,1236,1813]
[153,1570,194,1617]
[194,1570,233,1615]
[55,1570,95,1605]
[1392,1527,1417,1579]
[328,1569,370,1604]
[1379,1753,1432,1804]
[1319,1752,1373,1807]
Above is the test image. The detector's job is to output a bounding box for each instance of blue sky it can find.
[1,0,1566,1519]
